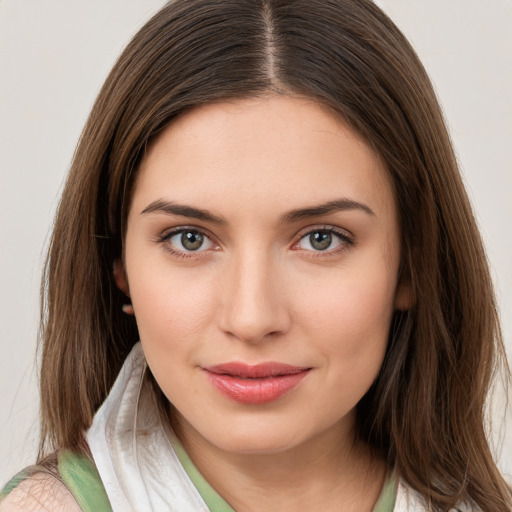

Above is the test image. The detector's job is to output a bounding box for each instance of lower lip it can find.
[205,370,310,405]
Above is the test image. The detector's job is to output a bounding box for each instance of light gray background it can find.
[1,0,511,485]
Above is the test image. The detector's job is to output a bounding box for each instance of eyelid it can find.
[158,226,220,257]
[156,224,353,258]
[291,225,354,254]
[293,224,354,241]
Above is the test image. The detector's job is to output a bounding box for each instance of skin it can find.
[116,95,410,512]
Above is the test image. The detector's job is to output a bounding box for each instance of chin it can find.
[204,413,334,456]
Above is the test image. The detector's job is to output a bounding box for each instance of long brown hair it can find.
[39,1,511,510]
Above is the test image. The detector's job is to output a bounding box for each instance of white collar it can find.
[87,342,455,512]
[87,342,209,512]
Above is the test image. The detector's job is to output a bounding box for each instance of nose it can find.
[218,249,291,344]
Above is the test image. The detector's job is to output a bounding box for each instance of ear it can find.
[395,278,413,311]
[113,259,130,297]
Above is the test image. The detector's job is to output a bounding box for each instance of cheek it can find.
[128,266,220,403]
[128,261,217,352]
[295,266,396,416]
[295,260,397,359]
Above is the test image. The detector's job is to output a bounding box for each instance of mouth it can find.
[203,362,312,404]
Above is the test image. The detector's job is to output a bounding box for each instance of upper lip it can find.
[204,362,311,379]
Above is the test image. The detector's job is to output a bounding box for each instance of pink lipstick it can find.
[203,362,311,404]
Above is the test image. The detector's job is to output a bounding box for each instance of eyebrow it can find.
[141,199,227,225]
[140,197,375,225]
[279,198,375,223]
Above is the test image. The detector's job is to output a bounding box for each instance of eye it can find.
[295,228,352,253]
[164,229,216,253]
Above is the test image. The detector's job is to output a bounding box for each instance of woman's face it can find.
[120,95,409,455]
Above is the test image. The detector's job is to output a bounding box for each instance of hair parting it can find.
[38,1,511,510]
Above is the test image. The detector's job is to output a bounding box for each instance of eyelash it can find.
[157,227,217,259]
[157,225,354,259]
[292,226,354,258]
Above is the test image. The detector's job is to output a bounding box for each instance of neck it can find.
[171,412,387,512]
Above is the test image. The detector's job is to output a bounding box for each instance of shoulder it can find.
[0,471,81,512]
[1,449,111,512]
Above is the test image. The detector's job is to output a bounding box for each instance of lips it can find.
[203,362,311,404]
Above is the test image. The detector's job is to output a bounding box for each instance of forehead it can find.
[133,95,395,221]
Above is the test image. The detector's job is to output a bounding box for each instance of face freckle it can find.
[120,94,407,457]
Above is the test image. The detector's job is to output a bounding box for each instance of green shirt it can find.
[171,434,396,512]
[1,442,396,511]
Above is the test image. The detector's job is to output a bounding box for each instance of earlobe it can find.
[113,259,130,297]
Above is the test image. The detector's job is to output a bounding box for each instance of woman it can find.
[1,0,510,511]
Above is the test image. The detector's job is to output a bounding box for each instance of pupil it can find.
[181,231,203,250]
[310,232,332,250]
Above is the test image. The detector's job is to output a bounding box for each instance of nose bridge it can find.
[219,244,289,343]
